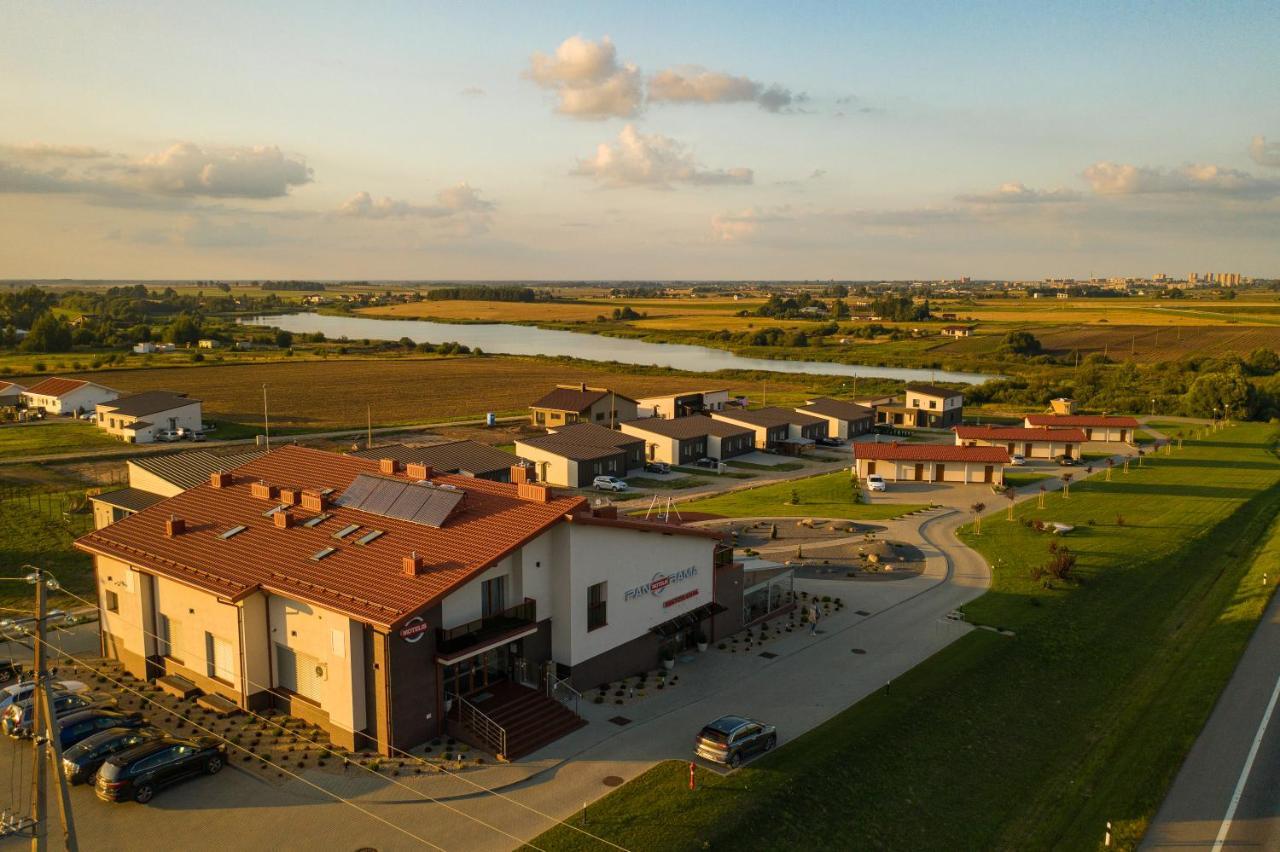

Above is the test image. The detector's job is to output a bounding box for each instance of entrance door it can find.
[866,461,876,475]
[934,463,945,482]
[984,465,993,483]
[1024,442,1033,457]
[914,463,925,481]
[1006,443,1014,454]
[1086,428,1094,440]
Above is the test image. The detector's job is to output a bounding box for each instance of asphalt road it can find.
[1143,576,1280,851]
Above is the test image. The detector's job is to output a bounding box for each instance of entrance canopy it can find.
[649,602,726,638]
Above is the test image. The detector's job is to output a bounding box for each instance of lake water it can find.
[242,312,996,384]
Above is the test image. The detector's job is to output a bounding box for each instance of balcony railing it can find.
[714,543,735,567]
[436,598,537,657]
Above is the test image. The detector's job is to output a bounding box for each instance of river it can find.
[242,313,995,385]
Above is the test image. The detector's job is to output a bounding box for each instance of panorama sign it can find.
[624,566,698,603]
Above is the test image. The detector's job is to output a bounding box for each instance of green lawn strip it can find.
[0,491,96,612]
[626,476,706,491]
[678,471,925,520]
[0,421,124,459]
[670,465,754,479]
[1001,470,1054,489]
[725,460,805,471]
[531,423,1280,852]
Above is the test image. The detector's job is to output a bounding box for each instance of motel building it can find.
[953,425,1086,460]
[1023,414,1139,443]
[853,442,1009,484]
[76,446,743,760]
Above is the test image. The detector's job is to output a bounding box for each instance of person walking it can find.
[809,603,820,635]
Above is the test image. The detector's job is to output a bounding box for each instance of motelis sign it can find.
[625,566,697,602]
[399,616,430,643]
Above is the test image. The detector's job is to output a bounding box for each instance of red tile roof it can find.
[24,377,92,397]
[75,445,588,629]
[0,380,25,394]
[854,442,1010,463]
[954,426,1087,442]
[1026,414,1140,428]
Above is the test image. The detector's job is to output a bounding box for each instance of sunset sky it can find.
[2,0,1278,280]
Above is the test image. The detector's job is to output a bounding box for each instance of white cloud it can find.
[526,35,642,119]
[1,142,113,160]
[647,67,802,113]
[572,124,752,189]
[340,183,494,235]
[711,208,763,241]
[1082,161,1280,199]
[956,182,1082,204]
[1250,135,1280,168]
[130,143,312,198]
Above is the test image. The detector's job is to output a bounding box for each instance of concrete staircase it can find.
[464,682,586,761]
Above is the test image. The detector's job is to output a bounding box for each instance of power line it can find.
[23,634,446,851]
[52,583,627,849]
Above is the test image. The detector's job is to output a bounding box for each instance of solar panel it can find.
[335,474,464,529]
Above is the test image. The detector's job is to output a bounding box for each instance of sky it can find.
[1,0,1278,281]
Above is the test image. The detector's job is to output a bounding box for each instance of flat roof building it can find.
[634,389,730,420]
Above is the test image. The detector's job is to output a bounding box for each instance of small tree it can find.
[789,488,800,505]
[1123,455,1131,474]
[1061,472,1073,498]
[1044,544,1076,581]
[1137,448,1145,467]
[1004,486,1017,521]
[1037,483,1047,509]
[1176,431,1184,449]
[970,502,986,535]
[1105,458,1114,481]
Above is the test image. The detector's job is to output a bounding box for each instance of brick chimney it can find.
[517,482,551,503]
[273,510,294,529]
[164,515,185,537]
[406,463,432,481]
[402,551,426,576]
[210,471,232,488]
[279,487,301,505]
[379,458,401,475]
[510,465,530,485]
[250,481,277,500]
[300,490,328,512]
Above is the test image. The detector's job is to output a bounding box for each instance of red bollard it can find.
[689,761,696,791]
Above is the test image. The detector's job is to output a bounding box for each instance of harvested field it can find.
[358,300,661,323]
[55,357,816,431]
[937,324,1280,361]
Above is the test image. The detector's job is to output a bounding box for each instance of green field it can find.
[0,487,96,612]
[0,421,125,460]
[1002,469,1055,489]
[677,471,926,520]
[534,422,1280,851]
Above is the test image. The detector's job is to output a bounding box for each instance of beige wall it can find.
[125,461,186,497]
[97,401,202,443]
[267,594,367,734]
[856,458,1003,484]
[956,434,1077,459]
[513,442,576,487]
[709,414,768,448]
[618,424,679,464]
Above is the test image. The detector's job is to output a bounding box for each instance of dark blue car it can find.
[55,708,146,751]
[62,726,164,785]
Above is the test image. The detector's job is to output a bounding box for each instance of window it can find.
[911,399,920,408]
[481,576,507,617]
[929,400,937,409]
[104,590,119,613]
[275,643,323,702]
[158,614,182,662]
[587,582,607,631]
[595,411,605,421]
[534,411,546,425]
[205,633,234,683]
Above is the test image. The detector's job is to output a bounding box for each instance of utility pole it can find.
[366,405,372,450]
[262,384,270,451]
[28,566,78,851]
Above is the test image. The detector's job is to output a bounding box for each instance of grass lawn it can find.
[725,459,805,472]
[1001,469,1054,489]
[678,471,926,520]
[0,421,125,460]
[626,476,706,491]
[0,488,96,612]
[532,422,1280,851]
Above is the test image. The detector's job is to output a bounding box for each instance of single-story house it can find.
[854,442,1008,484]
[794,397,874,441]
[91,449,269,529]
[953,425,1086,459]
[875,383,964,430]
[349,441,521,482]
[515,422,646,487]
[76,445,742,757]
[635,389,730,420]
[529,384,638,428]
[95,390,203,444]
[619,415,754,465]
[21,377,119,416]
[1024,414,1139,443]
[0,380,26,407]
[710,407,827,453]
[941,325,974,338]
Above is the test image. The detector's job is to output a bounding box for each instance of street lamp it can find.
[1150,398,1156,416]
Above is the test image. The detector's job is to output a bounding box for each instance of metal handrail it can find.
[448,692,507,759]
[549,675,581,717]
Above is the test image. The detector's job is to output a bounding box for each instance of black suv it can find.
[96,736,227,803]
[62,726,165,785]
[56,708,146,751]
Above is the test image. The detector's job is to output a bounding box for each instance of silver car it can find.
[695,715,777,768]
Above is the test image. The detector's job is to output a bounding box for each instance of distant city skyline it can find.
[2,1,1278,280]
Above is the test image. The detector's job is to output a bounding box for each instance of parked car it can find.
[866,474,887,492]
[63,726,166,785]
[79,412,95,421]
[693,457,720,469]
[96,736,227,803]
[592,475,628,492]
[189,431,206,442]
[0,680,86,716]
[643,461,670,474]
[55,708,146,750]
[1055,455,1078,466]
[1009,454,1026,466]
[816,436,842,447]
[4,691,110,738]
[156,430,181,442]
[695,715,777,768]
[0,659,20,684]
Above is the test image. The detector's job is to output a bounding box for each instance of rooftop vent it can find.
[279,487,301,506]
[402,551,426,576]
[210,471,232,489]
[274,510,294,529]
[405,463,432,481]
[510,465,531,485]
[250,481,277,501]
[301,490,328,512]
[517,482,551,503]
[379,458,402,475]
[164,515,185,537]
